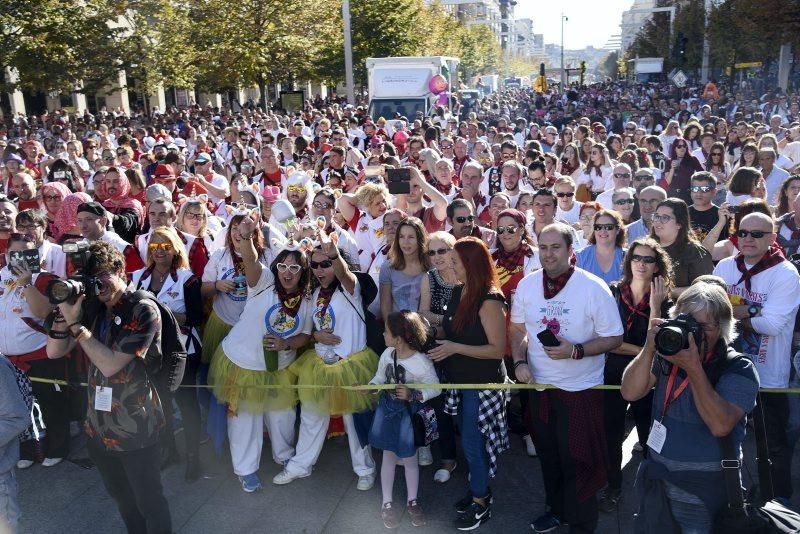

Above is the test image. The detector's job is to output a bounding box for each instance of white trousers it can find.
[284,410,375,477]
[227,409,296,476]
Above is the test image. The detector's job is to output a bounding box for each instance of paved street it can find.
[16,413,800,533]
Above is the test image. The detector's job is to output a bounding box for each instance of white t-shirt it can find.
[713,257,800,388]
[311,278,367,361]
[202,247,272,325]
[556,201,583,225]
[221,269,312,371]
[510,268,623,391]
[39,240,66,278]
[0,269,50,355]
[369,348,441,402]
[202,172,230,205]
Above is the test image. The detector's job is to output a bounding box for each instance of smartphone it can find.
[9,249,41,274]
[536,329,560,347]
[386,168,411,195]
[728,205,739,215]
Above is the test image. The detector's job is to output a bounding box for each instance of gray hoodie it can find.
[0,356,30,474]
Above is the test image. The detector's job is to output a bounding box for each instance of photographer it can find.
[45,241,172,534]
[621,282,759,532]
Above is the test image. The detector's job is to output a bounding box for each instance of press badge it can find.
[95,386,113,412]
[647,420,667,453]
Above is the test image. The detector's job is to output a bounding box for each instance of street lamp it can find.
[561,14,568,87]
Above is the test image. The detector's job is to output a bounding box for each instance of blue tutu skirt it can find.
[368,392,419,458]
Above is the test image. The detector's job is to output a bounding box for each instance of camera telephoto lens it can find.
[46,279,84,305]
[654,326,687,356]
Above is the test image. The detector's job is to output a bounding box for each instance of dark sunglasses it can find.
[556,192,574,198]
[427,248,450,256]
[614,198,635,205]
[674,144,687,149]
[454,215,475,223]
[310,259,333,269]
[634,174,653,181]
[613,173,631,179]
[594,223,618,231]
[736,229,769,239]
[631,254,657,264]
[690,185,713,193]
[496,225,520,235]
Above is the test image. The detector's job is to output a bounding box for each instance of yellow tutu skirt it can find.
[289,347,378,416]
[208,345,298,414]
[201,311,233,364]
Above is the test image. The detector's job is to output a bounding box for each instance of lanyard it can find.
[661,350,714,419]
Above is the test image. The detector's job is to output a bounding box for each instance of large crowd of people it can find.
[2,76,800,533]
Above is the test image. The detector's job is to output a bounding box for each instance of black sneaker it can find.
[531,513,561,533]
[454,501,491,531]
[454,488,493,514]
[598,486,621,513]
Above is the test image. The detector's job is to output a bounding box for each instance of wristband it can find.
[513,360,528,370]
[571,343,585,360]
[239,232,253,240]
[19,282,32,290]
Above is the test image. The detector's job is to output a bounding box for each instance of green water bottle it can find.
[263,336,279,372]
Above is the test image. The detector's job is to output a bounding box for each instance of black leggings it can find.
[157,352,202,455]
[87,440,172,534]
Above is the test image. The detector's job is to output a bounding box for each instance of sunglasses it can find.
[631,254,657,264]
[634,175,653,181]
[594,223,618,231]
[614,198,635,205]
[690,185,713,193]
[287,185,306,193]
[556,192,575,198]
[310,259,333,269]
[440,144,453,149]
[148,243,174,252]
[454,215,475,223]
[711,152,723,156]
[613,173,631,179]
[496,225,520,235]
[427,248,450,257]
[674,145,687,149]
[276,263,302,274]
[736,229,769,239]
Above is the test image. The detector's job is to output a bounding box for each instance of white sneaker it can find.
[356,473,375,490]
[16,460,34,470]
[417,445,433,466]
[42,457,63,468]
[433,461,457,483]
[523,434,537,457]
[272,469,310,485]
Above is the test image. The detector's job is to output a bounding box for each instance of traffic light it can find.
[676,32,689,64]
[580,61,586,85]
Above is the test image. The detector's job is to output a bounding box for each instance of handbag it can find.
[392,349,438,447]
[714,392,800,533]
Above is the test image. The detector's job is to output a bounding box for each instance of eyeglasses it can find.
[614,198,635,205]
[651,214,675,223]
[736,229,769,239]
[103,156,115,161]
[43,195,61,202]
[454,215,475,223]
[690,185,713,193]
[427,248,451,256]
[287,185,306,193]
[148,243,174,252]
[16,224,40,231]
[276,263,302,274]
[496,225,520,235]
[310,259,333,269]
[313,201,333,210]
[556,192,574,198]
[613,173,631,179]
[634,175,654,182]
[594,224,618,231]
[631,254,657,264]
[440,144,453,149]
[184,212,204,221]
[579,214,596,221]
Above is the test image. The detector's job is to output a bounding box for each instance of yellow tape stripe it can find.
[25,376,800,393]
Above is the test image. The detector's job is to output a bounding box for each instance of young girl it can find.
[368,311,441,529]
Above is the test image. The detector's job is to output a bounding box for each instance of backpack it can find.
[131,290,188,392]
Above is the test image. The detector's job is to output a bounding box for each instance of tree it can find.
[600,51,619,79]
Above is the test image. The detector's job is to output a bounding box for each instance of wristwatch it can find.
[748,304,760,318]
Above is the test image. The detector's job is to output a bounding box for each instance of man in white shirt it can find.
[597,164,633,209]
[500,160,528,208]
[760,148,790,206]
[15,209,66,277]
[712,212,800,502]
[191,153,230,207]
[691,132,715,165]
[554,177,582,225]
[510,224,623,533]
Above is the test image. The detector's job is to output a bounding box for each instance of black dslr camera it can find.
[654,313,704,356]
[46,241,98,305]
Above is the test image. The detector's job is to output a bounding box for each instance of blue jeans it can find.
[0,469,19,534]
[669,497,711,534]
[458,390,490,499]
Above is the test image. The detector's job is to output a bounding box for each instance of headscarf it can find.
[39,182,71,218]
[53,192,92,242]
[101,171,145,225]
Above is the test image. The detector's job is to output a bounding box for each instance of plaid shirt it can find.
[444,388,510,477]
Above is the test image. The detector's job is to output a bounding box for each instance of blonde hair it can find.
[354,182,390,209]
[177,200,209,237]
[147,227,189,269]
[428,231,456,248]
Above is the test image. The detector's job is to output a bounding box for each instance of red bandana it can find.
[316,283,338,319]
[277,286,303,317]
[619,283,650,331]
[492,242,533,273]
[734,247,785,291]
[543,265,575,299]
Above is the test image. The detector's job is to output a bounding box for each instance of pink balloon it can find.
[429,74,448,94]
[438,92,450,106]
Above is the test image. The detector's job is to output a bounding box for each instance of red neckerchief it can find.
[492,242,532,272]
[434,181,452,195]
[543,265,575,299]
[456,189,487,208]
[734,247,785,291]
[296,206,308,220]
[316,282,339,319]
[276,285,303,317]
[619,283,650,331]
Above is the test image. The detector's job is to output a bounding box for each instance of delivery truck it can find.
[366,56,460,121]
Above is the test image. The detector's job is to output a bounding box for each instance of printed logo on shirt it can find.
[728,289,767,365]
[222,267,248,302]
[265,303,300,337]
[313,298,336,331]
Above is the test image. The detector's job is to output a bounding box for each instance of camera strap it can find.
[661,349,715,419]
